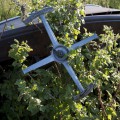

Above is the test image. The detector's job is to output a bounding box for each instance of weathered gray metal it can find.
[85,4,120,15]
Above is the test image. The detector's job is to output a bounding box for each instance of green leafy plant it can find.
[8,39,33,68]
[0,0,120,120]
[5,26,120,120]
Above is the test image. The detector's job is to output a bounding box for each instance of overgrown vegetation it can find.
[0,0,120,120]
[0,0,120,21]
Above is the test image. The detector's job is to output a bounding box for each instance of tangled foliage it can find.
[9,40,33,68]
[0,0,120,120]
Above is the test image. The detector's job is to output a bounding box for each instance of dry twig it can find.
[97,85,108,120]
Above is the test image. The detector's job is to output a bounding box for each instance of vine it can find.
[0,0,120,120]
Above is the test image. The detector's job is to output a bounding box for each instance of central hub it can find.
[53,45,69,62]
[56,50,64,58]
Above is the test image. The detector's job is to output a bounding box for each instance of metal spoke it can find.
[23,7,53,24]
[23,55,54,74]
[62,61,85,93]
[40,15,59,47]
[70,34,98,50]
